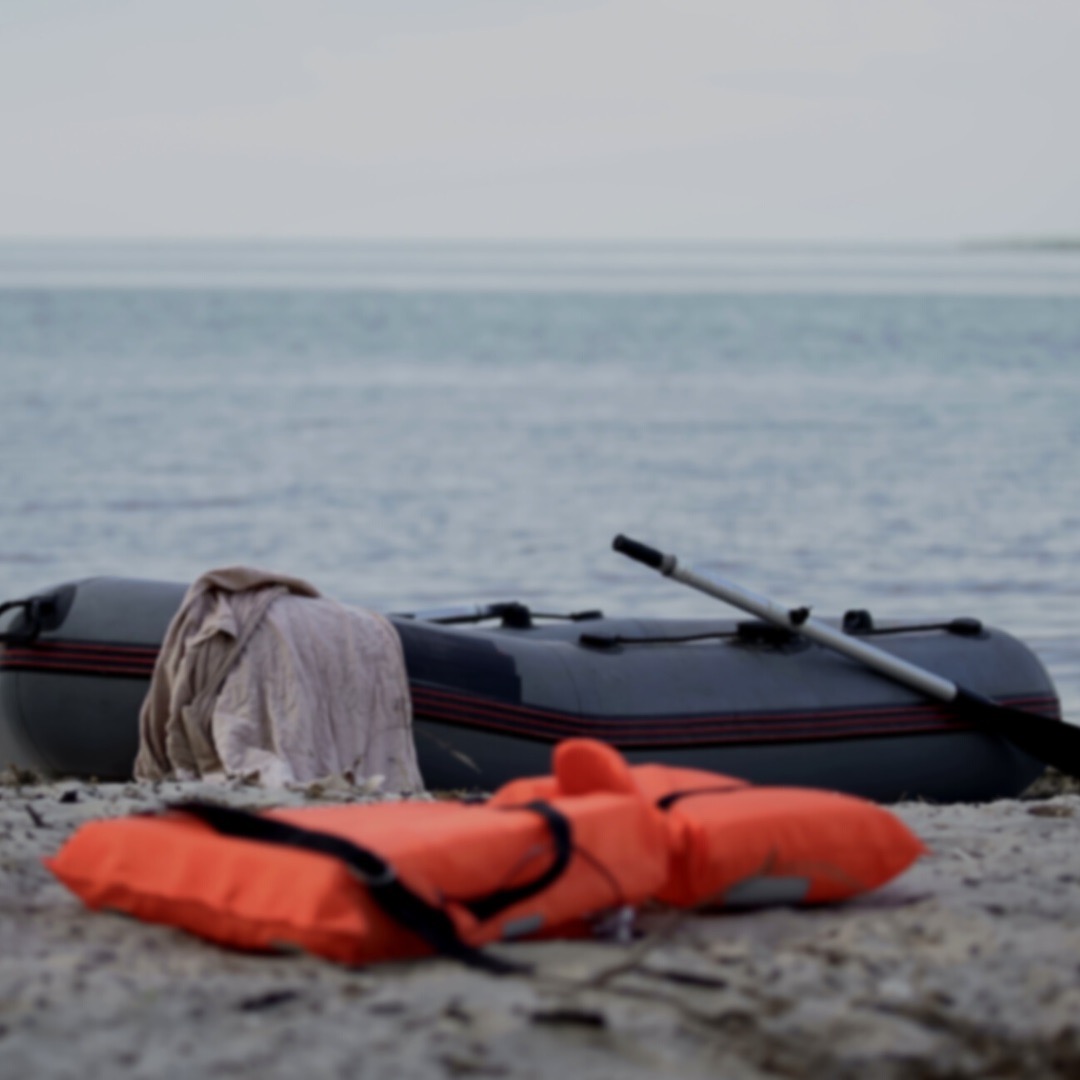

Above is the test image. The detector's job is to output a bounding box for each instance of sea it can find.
[2,241,1079,719]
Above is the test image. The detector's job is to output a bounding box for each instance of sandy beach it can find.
[3,770,1079,1079]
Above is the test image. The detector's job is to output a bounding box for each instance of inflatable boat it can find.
[0,575,1061,802]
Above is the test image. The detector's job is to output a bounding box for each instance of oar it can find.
[612,534,1080,779]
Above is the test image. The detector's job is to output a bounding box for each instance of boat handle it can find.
[0,597,53,645]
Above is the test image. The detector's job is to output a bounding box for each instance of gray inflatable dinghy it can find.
[0,576,1058,802]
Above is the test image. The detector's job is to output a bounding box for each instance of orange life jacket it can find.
[47,739,924,968]
[490,739,927,909]
[47,763,669,970]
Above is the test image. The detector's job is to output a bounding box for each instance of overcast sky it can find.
[2,0,1077,241]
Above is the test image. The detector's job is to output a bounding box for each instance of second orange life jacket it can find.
[491,739,927,909]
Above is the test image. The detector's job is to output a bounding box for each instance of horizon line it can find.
[1,236,1078,251]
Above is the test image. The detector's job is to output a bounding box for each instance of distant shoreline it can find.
[962,237,1080,253]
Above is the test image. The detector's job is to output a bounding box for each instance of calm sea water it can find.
[2,242,1079,717]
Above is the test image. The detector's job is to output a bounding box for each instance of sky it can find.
[1,0,1078,242]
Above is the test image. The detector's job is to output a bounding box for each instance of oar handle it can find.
[612,535,672,572]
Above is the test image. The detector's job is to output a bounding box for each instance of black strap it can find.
[843,615,985,638]
[170,799,573,972]
[464,801,573,922]
[655,783,747,810]
[580,621,804,650]
[580,629,738,649]
[171,801,514,972]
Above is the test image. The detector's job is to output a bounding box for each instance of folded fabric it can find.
[134,566,422,790]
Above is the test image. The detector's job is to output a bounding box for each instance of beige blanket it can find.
[134,567,423,790]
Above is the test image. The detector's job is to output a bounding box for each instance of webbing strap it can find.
[465,800,573,922]
[171,801,518,973]
[655,783,747,810]
[169,799,574,972]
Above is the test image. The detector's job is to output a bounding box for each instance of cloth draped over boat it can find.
[133,567,422,790]
[53,739,926,970]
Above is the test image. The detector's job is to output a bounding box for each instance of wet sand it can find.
[3,772,1080,1079]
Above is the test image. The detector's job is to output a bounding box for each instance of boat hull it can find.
[0,577,1058,801]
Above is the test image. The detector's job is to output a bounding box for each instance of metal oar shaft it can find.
[611,533,960,702]
[670,563,959,702]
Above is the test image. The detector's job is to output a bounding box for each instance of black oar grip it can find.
[612,534,667,570]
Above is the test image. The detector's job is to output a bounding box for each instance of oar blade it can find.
[955,691,1080,780]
